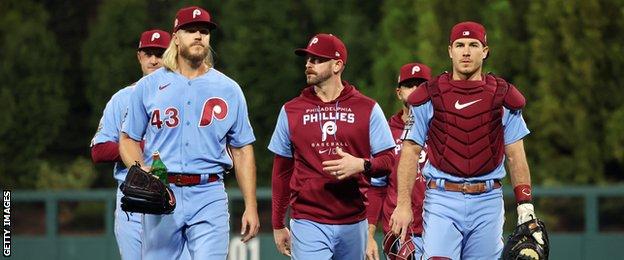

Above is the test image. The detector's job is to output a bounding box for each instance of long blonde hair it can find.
[162,33,214,71]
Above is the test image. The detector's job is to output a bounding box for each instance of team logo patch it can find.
[321,121,337,141]
[463,30,470,36]
[411,65,420,74]
[199,97,228,127]
[151,32,160,42]
[309,37,319,46]
[192,9,201,19]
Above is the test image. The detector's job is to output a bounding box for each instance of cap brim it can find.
[138,44,168,50]
[294,48,335,60]
[398,77,429,86]
[176,21,218,32]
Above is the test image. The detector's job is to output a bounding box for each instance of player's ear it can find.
[448,45,453,59]
[333,60,343,74]
[482,45,489,60]
[396,87,402,100]
[173,33,180,46]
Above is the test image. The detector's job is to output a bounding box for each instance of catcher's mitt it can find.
[120,163,176,214]
[503,218,549,260]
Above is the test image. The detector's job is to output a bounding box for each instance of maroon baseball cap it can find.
[295,33,347,64]
[398,63,432,85]
[449,21,487,46]
[173,6,217,32]
[138,29,171,49]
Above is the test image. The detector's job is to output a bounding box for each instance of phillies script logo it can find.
[199,97,228,127]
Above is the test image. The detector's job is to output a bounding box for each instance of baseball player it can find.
[366,63,432,260]
[119,6,259,260]
[269,33,396,260]
[90,28,176,260]
[390,21,544,259]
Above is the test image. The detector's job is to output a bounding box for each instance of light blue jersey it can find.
[122,67,254,260]
[407,101,530,182]
[122,67,255,173]
[91,85,134,181]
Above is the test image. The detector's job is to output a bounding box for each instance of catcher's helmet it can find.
[382,232,416,260]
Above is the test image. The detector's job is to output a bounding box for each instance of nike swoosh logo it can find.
[318,149,329,154]
[454,99,482,110]
[158,83,171,90]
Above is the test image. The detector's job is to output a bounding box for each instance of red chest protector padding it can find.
[407,73,525,177]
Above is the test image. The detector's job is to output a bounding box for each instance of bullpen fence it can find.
[4,186,624,259]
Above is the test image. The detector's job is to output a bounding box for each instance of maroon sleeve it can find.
[366,185,387,226]
[91,141,120,163]
[366,149,395,178]
[91,140,145,163]
[272,155,294,229]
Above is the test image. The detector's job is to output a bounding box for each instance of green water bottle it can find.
[151,151,168,184]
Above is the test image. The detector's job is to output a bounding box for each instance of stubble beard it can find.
[306,70,332,85]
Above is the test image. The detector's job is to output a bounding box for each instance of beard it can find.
[180,43,209,66]
[306,69,332,85]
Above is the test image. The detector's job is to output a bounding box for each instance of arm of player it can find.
[92,140,145,163]
[230,144,260,243]
[366,185,385,260]
[505,139,545,244]
[390,140,421,242]
[506,139,531,197]
[119,132,150,172]
[322,147,394,180]
[366,184,386,228]
[272,154,294,256]
[366,224,380,260]
[91,141,120,163]
[506,140,535,222]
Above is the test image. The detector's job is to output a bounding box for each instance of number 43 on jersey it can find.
[149,97,229,129]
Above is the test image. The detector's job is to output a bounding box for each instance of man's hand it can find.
[322,147,365,180]
[366,233,380,260]
[140,165,151,173]
[517,203,545,245]
[389,204,413,243]
[273,228,292,257]
[240,208,260,243]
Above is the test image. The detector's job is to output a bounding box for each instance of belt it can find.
[427,180,501,194]
[167,173,220,186]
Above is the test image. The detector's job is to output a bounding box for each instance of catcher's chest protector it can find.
[425,73,509,177]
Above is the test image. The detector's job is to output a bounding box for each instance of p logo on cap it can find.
[411,65,421,74]
[309,37,319,46]
[151,32,160,42]
[192,9,201,18]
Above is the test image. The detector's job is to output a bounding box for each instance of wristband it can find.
[514,184,532,204]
